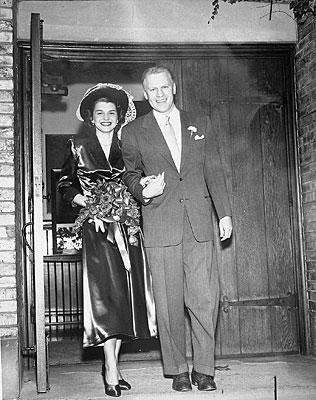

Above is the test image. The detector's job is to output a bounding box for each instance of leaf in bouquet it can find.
[113,186,122,197]
[88,203,98,213]
[101,193,112,203]
[111,199,120,209]
[126,206,135,215]
[126,207,139,222]
[115,207,123,218]
[100,203,112,215]
[80,210,89,220]
[122,196,130,205]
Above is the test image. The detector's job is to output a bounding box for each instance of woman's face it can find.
[92,101,118,134]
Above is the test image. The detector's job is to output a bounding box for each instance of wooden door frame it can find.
[16,41,308,353]
[30,14,47,392]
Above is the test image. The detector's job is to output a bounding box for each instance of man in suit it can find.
[121,66,232,392]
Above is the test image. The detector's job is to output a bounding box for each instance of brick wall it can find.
[296,15,316,355]
[0,0,19,398]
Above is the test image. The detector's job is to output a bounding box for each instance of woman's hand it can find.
[72,194,88,208]
[73,194,106,232]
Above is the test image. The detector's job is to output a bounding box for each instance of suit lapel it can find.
[142,110,198,173]
[142,111,176,169]
[180,111,192,172]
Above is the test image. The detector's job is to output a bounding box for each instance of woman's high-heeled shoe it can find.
[102,363,131,391]
[104,380,121,397]
[118,378,131,390]
[101,364,121,397]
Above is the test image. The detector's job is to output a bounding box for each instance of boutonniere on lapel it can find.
[187,125,205,141]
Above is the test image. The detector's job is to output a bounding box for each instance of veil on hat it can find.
[76,83,137,129]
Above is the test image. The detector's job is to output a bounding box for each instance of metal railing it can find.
[44,253,83,341]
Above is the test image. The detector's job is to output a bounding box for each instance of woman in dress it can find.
[57,83,156,397]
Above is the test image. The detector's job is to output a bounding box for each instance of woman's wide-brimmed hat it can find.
[76,83,136,126]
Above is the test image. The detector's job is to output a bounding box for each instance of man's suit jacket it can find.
[121,110,231,248]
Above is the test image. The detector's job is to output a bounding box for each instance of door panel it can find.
[259,103,298,353]
[180,55,299,356]
[260,104,294,296]
[232,103,268,299]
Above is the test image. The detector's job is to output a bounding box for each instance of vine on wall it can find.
[209,0,316,22]
[290,0,316,21]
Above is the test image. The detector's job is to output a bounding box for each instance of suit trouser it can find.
[145,212,219,376]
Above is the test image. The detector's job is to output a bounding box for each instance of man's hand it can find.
[140,175,156,188]
[142,172,166,199]
[219,216,232,241]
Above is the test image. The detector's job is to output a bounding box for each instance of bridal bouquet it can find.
[73,179,141,245]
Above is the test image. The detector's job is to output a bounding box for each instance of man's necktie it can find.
[164,116,181,172]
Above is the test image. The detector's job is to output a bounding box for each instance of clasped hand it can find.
[219,216,233,241]
[141,172,166,199]
[89,173,166,230]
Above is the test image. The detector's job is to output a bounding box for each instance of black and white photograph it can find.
[0,1,315,400]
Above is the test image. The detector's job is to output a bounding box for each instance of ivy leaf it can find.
[290,0,316,21]
[209,0,316,22]
[209,0,242,22]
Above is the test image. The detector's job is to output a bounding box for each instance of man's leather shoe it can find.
[191,369,217,391]
[172,372,192,392]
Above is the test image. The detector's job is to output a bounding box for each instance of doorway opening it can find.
[17,42,304,376]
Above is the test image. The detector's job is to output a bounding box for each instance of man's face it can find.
[143,71,176,114]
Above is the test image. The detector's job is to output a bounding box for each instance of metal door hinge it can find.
[220,292,297,313]
[22,346,35,355]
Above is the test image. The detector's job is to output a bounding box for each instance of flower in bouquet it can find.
[73,179,141,245]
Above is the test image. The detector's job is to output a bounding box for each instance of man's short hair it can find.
[141,66,174,87]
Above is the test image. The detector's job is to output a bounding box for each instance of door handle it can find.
[22,222,33,252]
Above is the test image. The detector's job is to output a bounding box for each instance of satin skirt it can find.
[82,222,156,347]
